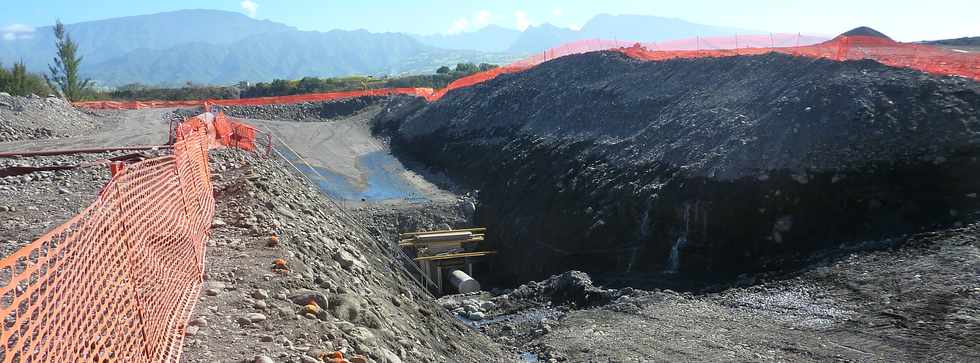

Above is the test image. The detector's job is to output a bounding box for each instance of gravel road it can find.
[0,107,176,152]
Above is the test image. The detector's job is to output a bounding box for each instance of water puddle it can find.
[278,147,427,202]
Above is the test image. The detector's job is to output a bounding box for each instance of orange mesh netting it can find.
[73,88,434,110]
[618,35,980,80]
[73,33,977,110]
[180,111,268,153]
[0,115,258,362]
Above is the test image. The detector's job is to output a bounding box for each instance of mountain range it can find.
[415,14,756,53]
[0,10,752,87]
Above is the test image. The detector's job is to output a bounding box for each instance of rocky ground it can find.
[0,93,102,142]
[0,105,179,257]
[0,150,166,256]
[0,104,516,362]
[179,149,511,363]
[438,223,979,362]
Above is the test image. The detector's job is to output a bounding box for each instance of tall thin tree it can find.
[45,20,90,101]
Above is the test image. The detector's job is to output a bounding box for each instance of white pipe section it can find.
[448,268,480,293]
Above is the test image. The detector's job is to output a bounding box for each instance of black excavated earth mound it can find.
[375,51,980,287]
[838,26,894,40]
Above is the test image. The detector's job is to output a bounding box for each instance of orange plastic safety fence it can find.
[0,125,217,362]
[179,112,262,152]
[72,33,978,111]
[618,35,979,80]
[73,88,435,110]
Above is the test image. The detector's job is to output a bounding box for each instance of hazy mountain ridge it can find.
[0,9,295,72]
[0,10,754,86]
[0,10,517,86]
[414,14,757,54]
[412,25,522,52]
[88,30,515,85]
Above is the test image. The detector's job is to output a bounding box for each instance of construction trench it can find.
[215,45,979,361]
[219,45,980,361]
[1,29,979,362]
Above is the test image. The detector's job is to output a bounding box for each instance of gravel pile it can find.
[0,93,100,142]
[222,97,384,122]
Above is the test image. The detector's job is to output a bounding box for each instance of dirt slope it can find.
[180,148,510,362]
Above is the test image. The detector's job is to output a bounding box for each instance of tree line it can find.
[240,62,498,98]
[0,62,51,97]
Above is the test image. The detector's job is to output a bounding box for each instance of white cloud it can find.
[474,10,491,27]
[0,24,35,41]
[240,0,258,18]
[447,18,470,34]
[446,10,493,34]
[515,11,531,31]
[552,8,563,17]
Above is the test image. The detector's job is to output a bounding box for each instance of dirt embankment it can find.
[376,52,980,286]
[222,97,384,122]
[180,148,510,362]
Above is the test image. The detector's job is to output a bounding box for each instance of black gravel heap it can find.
[375,52,980,286]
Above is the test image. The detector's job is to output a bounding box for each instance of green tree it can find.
[45,20,90,101]
[478,63,498,72]
[0,61,51,97]
[436,66,451,74]
[454,63,479,74]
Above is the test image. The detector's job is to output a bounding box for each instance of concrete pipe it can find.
[448,268,480,294]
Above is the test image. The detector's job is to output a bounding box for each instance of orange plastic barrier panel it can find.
[0,127,215,362]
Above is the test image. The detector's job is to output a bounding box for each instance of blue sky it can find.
[2,0,977,41]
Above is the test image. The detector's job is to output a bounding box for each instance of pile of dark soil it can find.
[839,26,893,40]
[925,36,980,46]
[375,52,980,286]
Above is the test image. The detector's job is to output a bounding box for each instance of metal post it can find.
[109,161,126,177]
